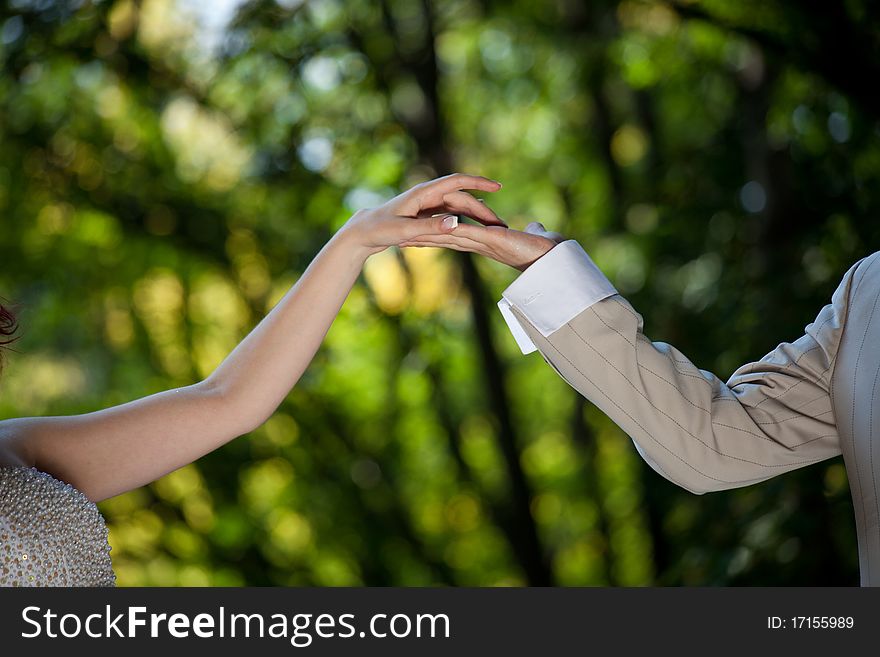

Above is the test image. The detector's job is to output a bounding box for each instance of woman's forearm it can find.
[203,228,369,434]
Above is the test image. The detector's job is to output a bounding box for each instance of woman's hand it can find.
[339,173,506,257]
[399,221,566,271]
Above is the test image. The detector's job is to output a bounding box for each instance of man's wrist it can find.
[515,239,562,272]
[497,240,618,352]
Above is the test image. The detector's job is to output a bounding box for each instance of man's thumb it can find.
[525,220,564,243]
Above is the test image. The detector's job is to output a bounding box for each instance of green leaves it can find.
[2,0,872,586]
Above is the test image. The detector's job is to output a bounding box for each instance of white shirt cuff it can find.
[496,240,618,354]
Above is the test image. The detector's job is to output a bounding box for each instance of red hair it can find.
[0,303,18,371]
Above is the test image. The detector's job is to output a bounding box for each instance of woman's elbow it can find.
[196,378,273,437]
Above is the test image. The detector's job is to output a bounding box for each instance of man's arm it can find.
[400,222,860,494]
[500,242,861,494]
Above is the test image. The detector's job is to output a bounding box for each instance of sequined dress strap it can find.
[0,466,115,586]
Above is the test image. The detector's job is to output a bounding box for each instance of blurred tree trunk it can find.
[356,0,554,585]
[570,397,616,584]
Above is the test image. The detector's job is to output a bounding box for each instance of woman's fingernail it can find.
[441,215,458,230]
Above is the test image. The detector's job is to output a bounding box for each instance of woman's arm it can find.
[0,173,503,501]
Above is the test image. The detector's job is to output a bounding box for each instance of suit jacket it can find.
[503,248,880,586]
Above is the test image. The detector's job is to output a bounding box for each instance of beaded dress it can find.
[0,466,115,586]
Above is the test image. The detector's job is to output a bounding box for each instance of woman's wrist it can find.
[333,214,382,262]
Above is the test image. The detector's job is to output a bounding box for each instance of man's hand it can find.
[399,220,566,271]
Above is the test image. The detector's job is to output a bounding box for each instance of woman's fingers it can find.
[420,173,502,196]
[416,193,506,227]
[404,173,504,224]
[438,191,506,226]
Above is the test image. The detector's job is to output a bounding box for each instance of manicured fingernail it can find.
[441,215,458,229]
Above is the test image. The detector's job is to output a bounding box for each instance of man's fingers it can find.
[399,233,491,255]
[443,221,563,249]
[401,235,485,251]
[438,221,508,246]
[401,240,471,253]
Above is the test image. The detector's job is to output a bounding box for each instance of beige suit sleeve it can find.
[507,263,861,495]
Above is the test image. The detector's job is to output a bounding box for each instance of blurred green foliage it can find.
[1,0,878,586]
